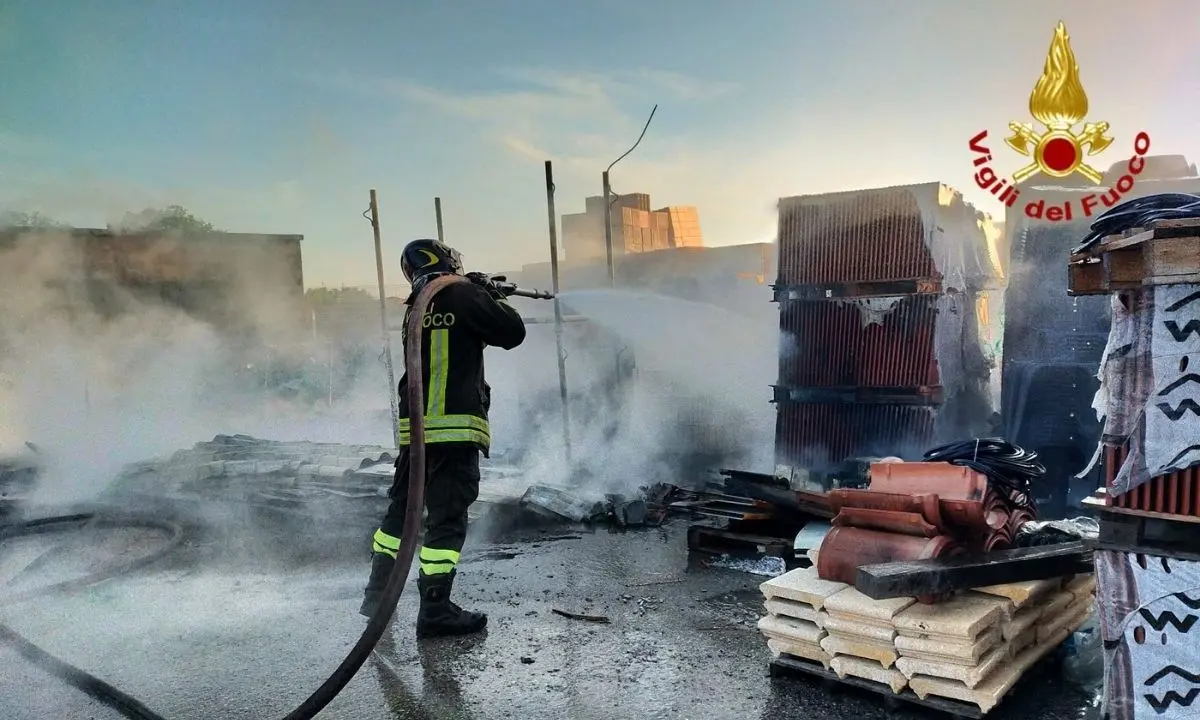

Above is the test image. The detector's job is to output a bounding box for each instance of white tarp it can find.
[1095,284,1200,495]
[1145,284,1200,476]
[1097,550,1200,719]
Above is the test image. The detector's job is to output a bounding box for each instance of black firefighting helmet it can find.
[400,239,463,283]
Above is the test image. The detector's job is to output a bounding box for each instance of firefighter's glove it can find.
[467,272,511,299]
[489,275,518,297]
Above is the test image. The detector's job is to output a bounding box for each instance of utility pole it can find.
[545,161,572,463]
[368,189,401,449]
[434,197,445,243]
[601,104,658,395]
[602,103,658,290]
[602,171,616,288]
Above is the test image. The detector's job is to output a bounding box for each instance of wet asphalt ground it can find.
[0,504,1099,720]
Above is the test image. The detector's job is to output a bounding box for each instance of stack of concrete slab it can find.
[821,586,914,692]
[757,566,844,668]
[761,568,1096,714]
[897,575,1096,713]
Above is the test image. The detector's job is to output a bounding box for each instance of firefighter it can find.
[359,238,526,638]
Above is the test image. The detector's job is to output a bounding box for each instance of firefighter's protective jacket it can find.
[396,279,526,456]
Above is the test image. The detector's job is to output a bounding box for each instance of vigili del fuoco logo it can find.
[967,21,1151,222]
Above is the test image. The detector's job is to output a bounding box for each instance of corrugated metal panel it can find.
[778,296,938,388]
[777,185,939,286]
[1105,444,1200,517]
[775,402,936,472]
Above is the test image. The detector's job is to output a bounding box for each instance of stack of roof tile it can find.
[818,461,1035,591]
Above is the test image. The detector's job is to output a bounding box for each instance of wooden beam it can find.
[853,541,1094,600]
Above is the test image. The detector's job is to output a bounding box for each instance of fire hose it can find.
[0,273,553,720]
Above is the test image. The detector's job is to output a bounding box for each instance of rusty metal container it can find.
[816,526,962,585]
[778,296,939,389]
[774,403,936,474]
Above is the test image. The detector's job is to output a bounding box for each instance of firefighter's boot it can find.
[358,553,395,618]
[416,570,487,638]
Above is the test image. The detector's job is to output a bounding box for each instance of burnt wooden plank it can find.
[686,525,791,557]
[854,541,1094,600]
[769,655,984,718]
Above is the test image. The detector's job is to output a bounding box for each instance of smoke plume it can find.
[0,228,396,505]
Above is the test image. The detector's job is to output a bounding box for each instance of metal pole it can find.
[545,161,572,462]
[369,189,401,449]
[601,171,616,288]
[328,341,335,408]
[434,197,445,244]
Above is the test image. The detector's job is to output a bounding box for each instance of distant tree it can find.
[113,205,219,233]
[0,210,72,229]
[305,287,376,306]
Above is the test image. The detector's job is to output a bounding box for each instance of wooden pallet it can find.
[1086,494,1200,562]
[1068,217,1200,296]
[768,654,984,718]
[686,524,792,559]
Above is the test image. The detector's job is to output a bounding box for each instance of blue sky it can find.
[2,0,1198,287]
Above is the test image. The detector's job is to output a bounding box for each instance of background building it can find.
[0,227,306,343]
[561,192,704,263]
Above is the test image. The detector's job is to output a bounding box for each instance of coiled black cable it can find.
[1072,192,1200,254]
[0,622,168,720]
[922,438,1045,511]
[0,510,185,720]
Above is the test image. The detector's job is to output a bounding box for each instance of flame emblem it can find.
[1004,21,1113,184]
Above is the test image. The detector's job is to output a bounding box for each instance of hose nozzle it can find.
[496,282,554,300]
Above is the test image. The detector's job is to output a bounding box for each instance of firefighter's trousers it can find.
[371,444,481,577]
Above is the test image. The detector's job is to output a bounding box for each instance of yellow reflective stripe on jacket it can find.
[426,328,449,416]
[399,427,490,447]
[401,322,491,449]
[398,413,490,448]
[399,415,489,433]
[372,528,401,558]
[419,546,460,575]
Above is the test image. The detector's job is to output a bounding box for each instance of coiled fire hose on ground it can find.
[0,273,464,720]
